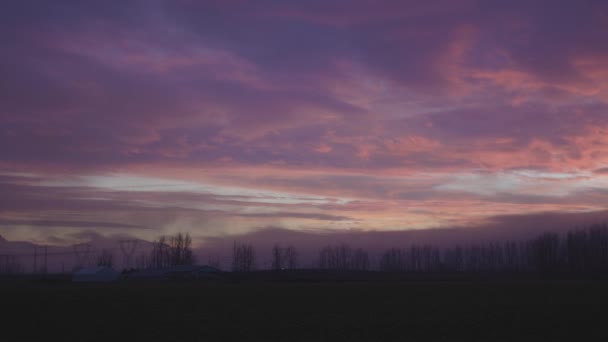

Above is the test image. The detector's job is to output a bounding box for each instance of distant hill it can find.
[0,234,6,243]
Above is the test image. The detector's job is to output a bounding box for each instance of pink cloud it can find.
[2,0,608,244]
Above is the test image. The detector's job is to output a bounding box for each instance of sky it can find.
[1,0,608,250]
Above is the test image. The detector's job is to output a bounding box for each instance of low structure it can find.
[127,265,222,281]
[72,266,120,282]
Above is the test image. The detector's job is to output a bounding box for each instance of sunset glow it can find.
[2,1,608,247]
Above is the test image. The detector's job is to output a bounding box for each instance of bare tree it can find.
[503,241,520,271]
[530,232,561,274]
[150,235,170,268]
[319,245,343,269]
[270,244,299,271]
[352,248,370,271]
[96,249,114,268]
[284,245,298,270]
[149,233,195,268]
[315,223,608,275]
[169,233,195,266]
[443,246,464,272]
[72,243,91,270]
[232,241,256,272]
[380,248,404,272]
[271,244,283,271]
[319,244,368,271]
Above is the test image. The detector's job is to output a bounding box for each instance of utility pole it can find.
[73,243,91,270]
[43,246,48,274]
[33,246,37,274]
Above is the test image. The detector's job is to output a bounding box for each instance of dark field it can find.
[4,278,608,341]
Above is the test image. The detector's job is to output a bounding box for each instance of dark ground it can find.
[3,275,608,341]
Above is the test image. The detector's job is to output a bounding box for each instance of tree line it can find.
[4,224,608,275]
[379,224,608,274]
[116,233,196,271]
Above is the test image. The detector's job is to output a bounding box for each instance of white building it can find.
[72,266,120,282]
[127,265,222,281]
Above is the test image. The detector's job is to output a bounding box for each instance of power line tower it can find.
[73,243,91,270]
[119,240,139,270]
[44,246,48,273]
[33,246,37,274]
[41,245,48,274]
[0,255,6,274]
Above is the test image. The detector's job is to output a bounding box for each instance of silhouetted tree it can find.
[352,248,370,271]
[407,245,441,272]
[284,245,298,270]
[530,232,561,274]
[271,244,298,271]
[150,233,195,268]
[271,244,283,271]
[232,241,256,272]
[169,233,195,266]
[503,241,520,271]
[150,236,170,268]
[443,246,464,272]
[380,248,404,271]
[587,224,608,272]
[563,224,608,274]
[0,255,23,274]
[318,244,369,271]
[312,223,608,275]
[96,249,114,268]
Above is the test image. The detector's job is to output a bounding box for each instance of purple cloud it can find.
[1,1,608,245]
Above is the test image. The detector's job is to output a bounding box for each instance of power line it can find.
[0,247,140,258]
[43,245,48,274]
[72,243,91,269]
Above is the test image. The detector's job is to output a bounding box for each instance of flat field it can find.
[3,278,608,341]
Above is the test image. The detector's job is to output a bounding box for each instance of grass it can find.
[3,278,608,341]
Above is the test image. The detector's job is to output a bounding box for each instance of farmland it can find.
[3,276,608,341]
